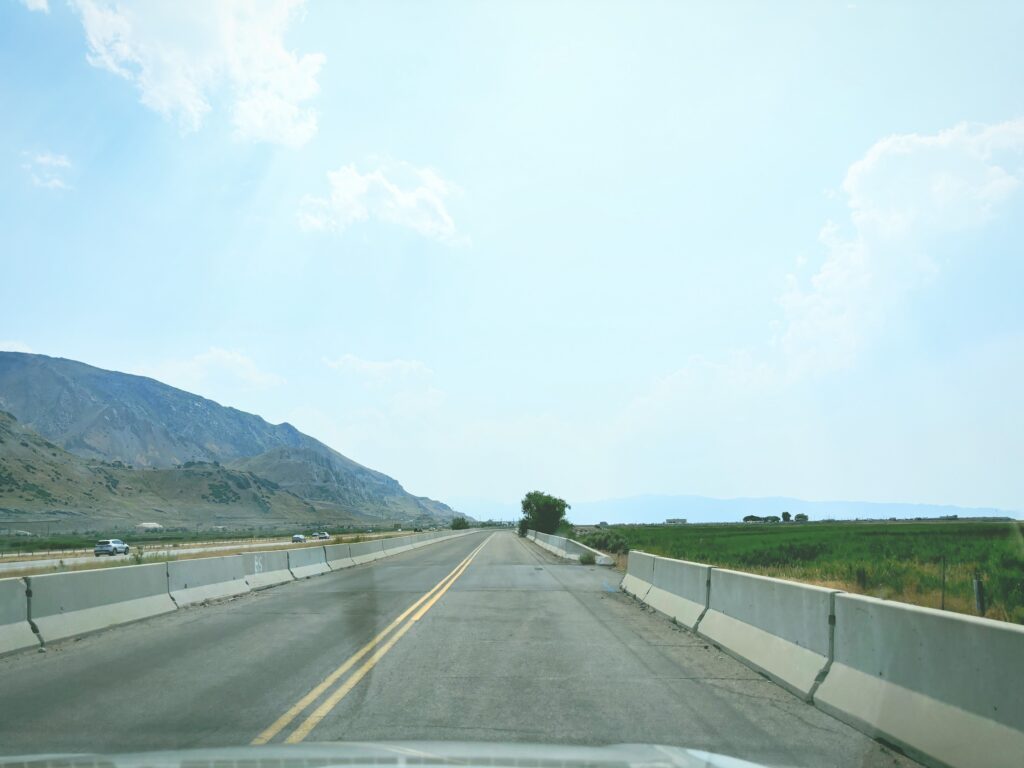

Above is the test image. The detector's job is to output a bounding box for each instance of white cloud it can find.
[324,354,433,381]
[779,119,1024,376]
[0,341,34,353]
[70,0,324,146]
[136,348,284,394]
[20,0,49,13]
[21,151,72,190]
[299,160,462,243]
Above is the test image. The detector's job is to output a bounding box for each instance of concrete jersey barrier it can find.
[324,543,356,570]
[382,536,413,555]
[814,593,1024,768]
[621,551,656,599]
[0,577,38,655]
[348,539,385,564]
[168,555,249,606]
[698,568,836,700]
[288,545,331,578]
[27,563,176,644]
[645,556,711,630]
[243,550,294,590]
[529,530,613,565]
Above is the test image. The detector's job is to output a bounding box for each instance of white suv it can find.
[94,539,129,556]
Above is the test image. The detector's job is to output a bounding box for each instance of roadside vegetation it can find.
[518,490,570,534]
[580,520,1024,624]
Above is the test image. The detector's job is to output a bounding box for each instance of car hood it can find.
[0,742,778,768]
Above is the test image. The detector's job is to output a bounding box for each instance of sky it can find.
[2,1,1023,519]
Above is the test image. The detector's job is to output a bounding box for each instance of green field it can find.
[580,520,1024,624]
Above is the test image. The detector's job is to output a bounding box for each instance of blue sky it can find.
[2,1,1023,518]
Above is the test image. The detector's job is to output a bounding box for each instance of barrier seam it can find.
[165,563,179,608]
[691,567,713,633]
[23,578,43,644]
[807,591,838,701]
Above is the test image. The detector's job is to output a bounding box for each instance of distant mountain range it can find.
[0,352,462,531]
[569,494,1020,524]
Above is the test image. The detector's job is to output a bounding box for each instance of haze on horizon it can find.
[2,1,1023,518]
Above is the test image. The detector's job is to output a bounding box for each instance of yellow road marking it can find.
[251,534,492,745]
[284,543,485,743]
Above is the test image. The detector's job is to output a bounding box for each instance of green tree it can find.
[517,518,529,537]
[782,511,792,522]
[520,490,570,534]
[451,516,470,530]
[794,513,809,522]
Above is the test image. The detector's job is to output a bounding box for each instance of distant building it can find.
[665,518,688,525]
[134,522,164,533]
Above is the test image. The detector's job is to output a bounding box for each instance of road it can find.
[0,534,401,575]
[0,531,914,767]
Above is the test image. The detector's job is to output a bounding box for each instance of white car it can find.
[315,531,330,540]
[94,539,129,556]
[291,534,306,543]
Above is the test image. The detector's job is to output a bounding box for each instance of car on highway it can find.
[291,534,306,543]
[314,531,330,540]
[93,539,129,557]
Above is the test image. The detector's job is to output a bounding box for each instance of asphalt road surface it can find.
[0,531,915,767]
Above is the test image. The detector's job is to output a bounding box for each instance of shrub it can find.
[579,552,596,565]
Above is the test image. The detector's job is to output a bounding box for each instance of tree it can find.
[451,516,469,530]
[794,513,809,522]
[764,515,781,523]
[782,511,792,522]
[520,490,570,534]
[517,518,529,537]
[743,515,763,523]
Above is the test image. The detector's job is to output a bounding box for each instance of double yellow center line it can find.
[252,534,493,745]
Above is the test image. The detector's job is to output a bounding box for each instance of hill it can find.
[0,352,460,526]
[0,410,334,531]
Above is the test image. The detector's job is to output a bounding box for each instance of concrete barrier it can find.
[324,543,356,570]
[698,568,837,700]
[287,545,331,579]
[0,577,38,655]
[27,563,176,644]
[349,539,385,565]
[644,556,711,629]
[621,551,656,599]
[529,530,613,565]
[168,555,249,606]
[814,594,1024,768]
[243,550,294,590]
[382,536,414,555]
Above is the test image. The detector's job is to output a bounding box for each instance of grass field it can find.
[580,520,1024,624]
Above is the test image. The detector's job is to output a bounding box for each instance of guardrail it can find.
[620,550,1024,768]
[0,528,479,658]
[525,530,614,565]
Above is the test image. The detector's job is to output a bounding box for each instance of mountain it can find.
[0,352,460,526]
[229,446,459,523]
[0,410,326,530]
[569,494,1021,524]
[0,353,309,467]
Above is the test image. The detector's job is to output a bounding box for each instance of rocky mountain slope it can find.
[0,352,459,526]
[0,410,329,530]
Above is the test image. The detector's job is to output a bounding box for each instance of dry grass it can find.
[1,530,412,579]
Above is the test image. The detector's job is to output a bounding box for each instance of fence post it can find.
[940,556,946,611]
[973,572,986,616]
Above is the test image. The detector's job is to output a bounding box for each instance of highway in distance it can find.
[0,530,916,767]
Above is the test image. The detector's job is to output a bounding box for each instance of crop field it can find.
[580,520,1024,624]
